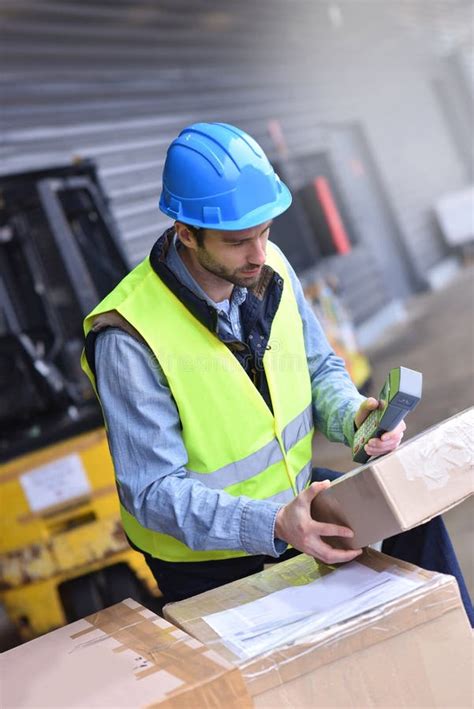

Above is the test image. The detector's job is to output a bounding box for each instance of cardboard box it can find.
[0,598,251,708]
[164,550,473,708]
[311,407,474,549]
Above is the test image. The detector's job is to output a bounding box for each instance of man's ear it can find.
[175,222,198,250]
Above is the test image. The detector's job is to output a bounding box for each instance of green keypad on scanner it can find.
[352,366,422,465]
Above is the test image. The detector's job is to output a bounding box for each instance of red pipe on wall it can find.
[313,177,351,254]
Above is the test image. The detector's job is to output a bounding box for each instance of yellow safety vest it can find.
[82,242,313,562]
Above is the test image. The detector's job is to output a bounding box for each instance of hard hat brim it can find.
[159,180,292,231]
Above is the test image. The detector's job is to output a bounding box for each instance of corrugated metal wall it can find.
[1,0,471,327]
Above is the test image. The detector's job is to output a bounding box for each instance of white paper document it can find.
[203,561,424,659]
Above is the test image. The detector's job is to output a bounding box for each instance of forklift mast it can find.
[0,160,130,462]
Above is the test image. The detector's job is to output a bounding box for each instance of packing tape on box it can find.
[68,599,251,707]
[395,408,474,490]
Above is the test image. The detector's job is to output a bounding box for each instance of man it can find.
[82,123,471,622]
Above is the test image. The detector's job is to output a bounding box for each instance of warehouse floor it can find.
[314,262,474,598]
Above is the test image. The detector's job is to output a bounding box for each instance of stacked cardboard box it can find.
[165,550,473,707]
[4,553,472,708]
[1,599,251,708]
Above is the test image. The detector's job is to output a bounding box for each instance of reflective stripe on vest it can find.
[82,241,314,562]
[186,403,312,488]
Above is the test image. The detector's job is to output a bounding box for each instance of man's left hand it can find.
[354,397,406,458]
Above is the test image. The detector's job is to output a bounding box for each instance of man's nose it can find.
[249,239,266,265]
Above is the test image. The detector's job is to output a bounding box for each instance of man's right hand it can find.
[274,480,363,564]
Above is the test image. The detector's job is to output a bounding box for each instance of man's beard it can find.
[196,246,261,289]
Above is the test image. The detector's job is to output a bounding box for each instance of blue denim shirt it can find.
[95,236,365,557]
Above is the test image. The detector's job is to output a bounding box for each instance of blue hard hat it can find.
[159,122,292,230]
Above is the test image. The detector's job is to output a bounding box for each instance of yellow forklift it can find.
[0,162,157,643]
